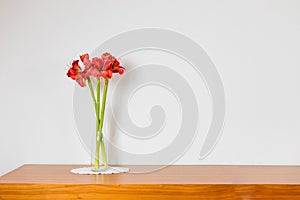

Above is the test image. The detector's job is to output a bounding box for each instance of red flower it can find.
[79,54,100,78]
[67,52,125,85]
[66,60,86,87]
[100,69,113,79]
[83,57,100,78]
[112,59,125,75]
[101,52,115,71]
[99,53,125,79]
[80,53,91,66]
[80,54,92,73]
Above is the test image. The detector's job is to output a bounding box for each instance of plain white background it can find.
[1,0,300,176]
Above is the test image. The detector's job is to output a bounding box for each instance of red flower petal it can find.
[113,59,120,67]
[107,69,112,78]
[92,57,103,70]
[101,52,114,70]
[67,60,82,80]
[118,67,125,74]
[86,66,101,78]
[67,60,87,86]
[76,73,86,87]
[80,53,89,62]
[66,70,76,80]
[72,60,81,71]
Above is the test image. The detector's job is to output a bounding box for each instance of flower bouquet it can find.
[67,52,129,174]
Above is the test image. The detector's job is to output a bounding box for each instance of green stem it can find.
[88,78,99,169]
[87,77,96,110]
[87,76,100,126]
[91,78,101,170]
[99,78,109,169]
[96,79,101,117]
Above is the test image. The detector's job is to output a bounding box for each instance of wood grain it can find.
[1,165,300,199]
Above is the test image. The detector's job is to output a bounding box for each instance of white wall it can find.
[1,0,300,175]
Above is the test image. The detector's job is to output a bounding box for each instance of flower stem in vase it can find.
[88,77,101,170]
[95,78,102,170]
[98,78,109,169]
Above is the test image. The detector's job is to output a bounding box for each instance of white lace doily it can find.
[71,166,130,175]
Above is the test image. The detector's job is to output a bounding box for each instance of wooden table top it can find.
[1,165,300,199]
[1,164,300,184]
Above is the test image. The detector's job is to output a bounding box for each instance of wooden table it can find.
[0,165,300,199]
